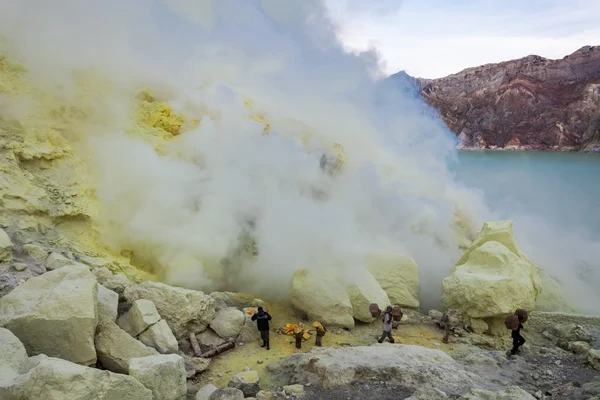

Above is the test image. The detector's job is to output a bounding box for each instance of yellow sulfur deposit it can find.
[137,97,185,136]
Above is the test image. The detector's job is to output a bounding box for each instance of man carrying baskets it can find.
[506,308,528,355]
[378,306,397,343]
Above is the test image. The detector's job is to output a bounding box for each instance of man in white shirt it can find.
[378,306,395,343]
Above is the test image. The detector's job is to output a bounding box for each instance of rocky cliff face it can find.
[414,46,600,151]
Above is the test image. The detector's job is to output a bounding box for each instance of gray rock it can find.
[228,370,261,397]
[0,327,28,382]
[196,384,218,400]
[45,252,78,271]
[589,349,600,371]
[567,341,591,354]
[458,386,535,399]
[21,244,48,262]
[283,384,305,397]
[1,354,152,400]
[104,273,133,295]
[184,355,211,378]
[118,299,162,337]
[428,310,444,321]
[405,387,448,399]
[210,388,244,400]
[93,267,114,285]
[583,376,600,396]
[129,354,187,400]
[210,308,245,339]
[95,320,158,374]
[0,265,97,365]
[139,319,179,354]
[124,281,216,339]
[98,284,119,322]
[197,328,226,353]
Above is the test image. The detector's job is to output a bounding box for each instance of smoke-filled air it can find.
[0,0,598,314]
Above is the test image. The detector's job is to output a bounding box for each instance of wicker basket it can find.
[515,308,528,323]
[505,314,519,330]
[391,306,403,321]
[369,303,381,318]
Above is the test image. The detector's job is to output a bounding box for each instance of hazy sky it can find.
[326,0,600,78]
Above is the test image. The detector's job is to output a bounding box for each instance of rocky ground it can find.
[1,226,600,400]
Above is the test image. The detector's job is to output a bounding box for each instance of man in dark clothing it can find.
[511,322,526,355]
[378,306,395,344]
[251,306,272,350]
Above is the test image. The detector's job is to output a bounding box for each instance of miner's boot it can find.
[266,341,270,350]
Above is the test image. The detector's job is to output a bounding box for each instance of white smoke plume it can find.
[0,0,597,313]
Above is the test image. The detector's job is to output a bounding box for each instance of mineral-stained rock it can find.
[589,349,600,371]
[0,265,98,365]
[124,281,216,338]
[0,228,13,262]
[0,354,152,400]
[290,269,354,328]
[129,354,187,400]
[442,221,541,320]
[184,355,211,378]
[211,387,245,400]
[365,251,420,309]
[568,341,591,354]
[458,386,536,399]
[228,370,261,397]
[283,384,305,397]
[268,344,479,394]
[93,267,114,285]
[95,320,158,374]
[45,252,77,271]
[139,319,179,354]
[417,46,600,151]
[21,244,48,262]
[346,268,390,323]
[0,328,28,382]
[210,308,245,339]
[196,384,218,400]
[118,299,162,337]
[98,284,119,322]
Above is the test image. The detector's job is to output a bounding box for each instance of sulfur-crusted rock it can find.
[139,319,179,354]
[0,328,28,383]
[95,320,158,374]
[290,269,354,328]
[210,308,245,339]
[0,265,98,365]
[442,221,541,320]
[93,267,114,284]
[210,388,244,400]
[458,386,535,399]
[118,299,162,337]
[210,292,262,311]
[196,384,218,400]
[228,370,261,397]
[469,319,489,335]
[45,252,78,271]
[21,244,48,262]
[124,281,216,338]
[283,384,305,397]
[129,354,187,400]
[346,268,390,323]
[589,349,600,371]
[1,354,152,400]
[365,251,420,309]
[568,341,591,354]
[0,229,13,262]
[98,284,119,322]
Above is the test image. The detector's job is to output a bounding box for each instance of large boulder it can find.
[365,251,420,309]
[210,308,245,339]
[118,299,162,337]
[0,328,28,383]
[0,265,98,365]
[124,281,216,338]
[196,384,218,400]
[458,386,535,399]
[138,319,179,354]
[95,320,158,374]
[237,308,261,344]
[268,344,479,394]
[196,328,226,353]
[290,269,354,328]
[129,354,187,400]
[228,370,261,397]
[346,268,390,323]
[45,252,78,271]
[210,388,245,400]
[0,354,152,400]
[98,285,119,322]
[0,228,13,262]
[442,221,541,320]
